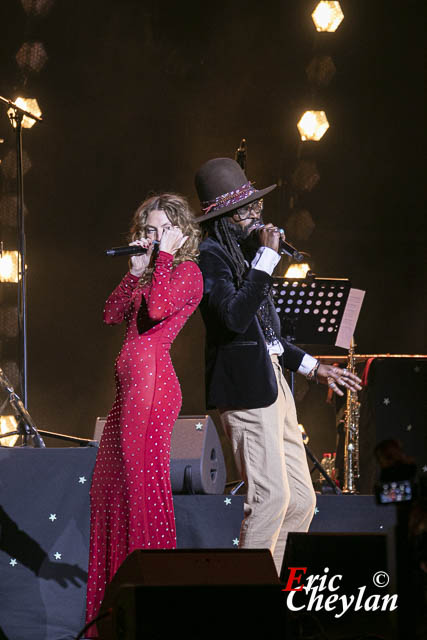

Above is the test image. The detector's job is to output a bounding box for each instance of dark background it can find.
[0,0,425,454]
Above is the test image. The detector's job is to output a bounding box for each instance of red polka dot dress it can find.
[85,251,203,635]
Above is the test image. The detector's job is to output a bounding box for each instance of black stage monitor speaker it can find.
[170,415,226,494]
[94,414,226,494]
[98,549,280,639]
[111,584,284,640]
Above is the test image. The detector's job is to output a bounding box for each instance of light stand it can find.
[0,95,42,409]
[0,366,44,447]
[0,97,96,449]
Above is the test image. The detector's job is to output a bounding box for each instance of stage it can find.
[0,446,412,640]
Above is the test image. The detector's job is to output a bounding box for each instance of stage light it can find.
[291,160,320,192]
[1,361,20,391]
[286,209,316,242]
[20,0,55,16]
[285,263,311,278]
[16,42,48,74]
[0,196,28,227]
[306,55,336,87]
[7,98,42,129]
[0,149,32,180]
[297,110,329,141]
[0,306,19,338]
[0,416,19,447]
[0,251,19,283]
[312,1,344,32]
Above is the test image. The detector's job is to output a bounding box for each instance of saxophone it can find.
[342,337,361,493]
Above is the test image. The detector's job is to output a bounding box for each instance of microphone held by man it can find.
[249,222,305,262]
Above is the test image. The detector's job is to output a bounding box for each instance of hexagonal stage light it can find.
[0,306,19,338]
[7,98,42,129]
[297,110,329,141]
[20,0,55,17]
[16,41,48,74]
[291,160,320,192]
[286,209,316,242]
[0,251,19,283]
[312,1,344,32]
[306,55,336,87]
[0,416,19,447]
[0,149,32,180]
[0,196,28,228]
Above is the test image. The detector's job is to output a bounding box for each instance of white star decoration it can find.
[9,558,17,567]
[224,497,232,506]
[49,514,57,522]
[78,476,87,484]
[406,424,413,432]
[54,552,62,560]
[232,538,239,546]
[422,465,427,473]
[195,422,203,430]
[314,507,319,515]
[383,398,390,406]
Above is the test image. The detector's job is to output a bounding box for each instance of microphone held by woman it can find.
[105,241,159,257]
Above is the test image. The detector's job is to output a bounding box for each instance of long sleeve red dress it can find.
[85,251,203,635]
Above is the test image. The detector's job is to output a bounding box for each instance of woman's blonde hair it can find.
[130,193,201,286]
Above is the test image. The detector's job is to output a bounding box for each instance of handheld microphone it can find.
[105,241,159,257]
[250,224,305,262]
[277,235,305,263]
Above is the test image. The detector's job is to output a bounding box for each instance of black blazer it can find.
[198,236,306,409]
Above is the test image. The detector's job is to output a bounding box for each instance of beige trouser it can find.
[219,355,316,575]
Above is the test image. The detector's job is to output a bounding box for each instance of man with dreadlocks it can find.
[194,158,362,574]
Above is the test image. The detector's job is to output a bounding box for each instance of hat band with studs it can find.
[201,182,256,214]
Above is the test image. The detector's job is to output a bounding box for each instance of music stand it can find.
[271,274,365,494]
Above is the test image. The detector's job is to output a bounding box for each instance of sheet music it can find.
[335,288,365,349]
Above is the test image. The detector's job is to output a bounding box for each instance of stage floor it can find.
[0,447,401,640]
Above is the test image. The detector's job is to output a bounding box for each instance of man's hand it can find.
[317,364,362,397]
[258,223,281,253]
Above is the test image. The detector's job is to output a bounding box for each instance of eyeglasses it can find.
[233,199,264,221]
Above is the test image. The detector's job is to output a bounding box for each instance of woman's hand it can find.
[129,239,153,277]
[316,364,362,397]
[159,226,188,255]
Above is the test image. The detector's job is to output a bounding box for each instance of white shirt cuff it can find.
[298,353,318,376]
[251,246,281,275]
[267,340,284,356]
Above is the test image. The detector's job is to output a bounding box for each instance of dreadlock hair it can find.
[203,216,247,286]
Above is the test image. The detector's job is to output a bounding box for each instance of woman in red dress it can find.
[85,194,203,635]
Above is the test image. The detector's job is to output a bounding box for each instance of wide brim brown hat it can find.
[195,157,276,222]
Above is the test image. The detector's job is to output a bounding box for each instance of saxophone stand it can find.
[272,272,364,495]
